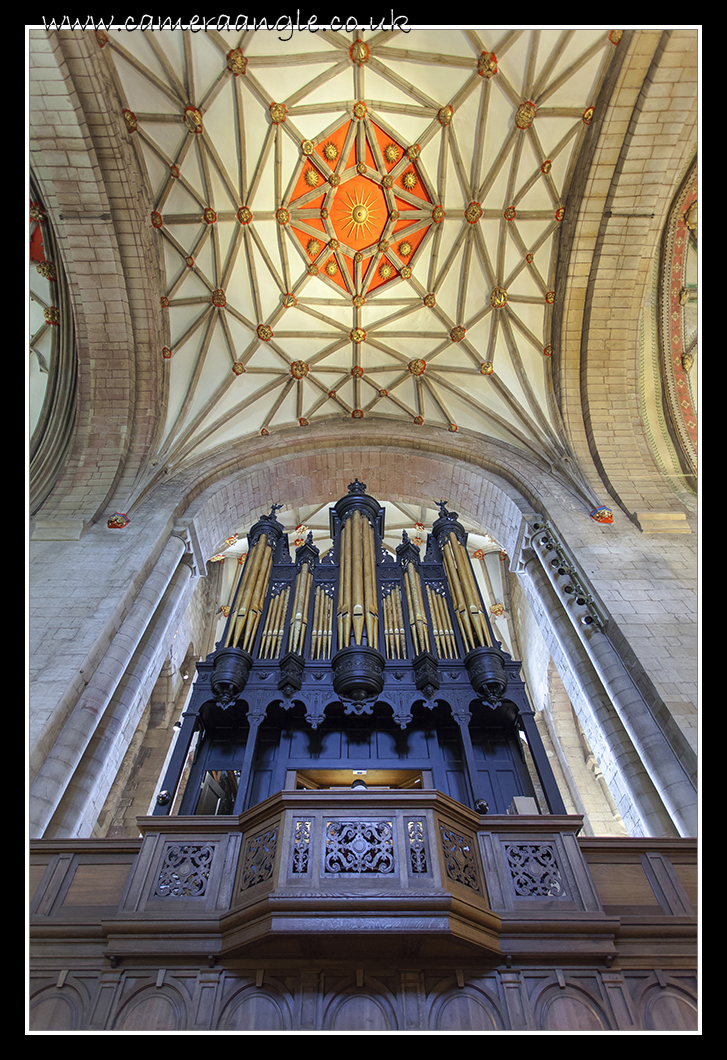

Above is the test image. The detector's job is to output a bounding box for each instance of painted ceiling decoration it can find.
[98,26,624,516]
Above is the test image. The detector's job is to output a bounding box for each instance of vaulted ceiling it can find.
[101,27,620,493]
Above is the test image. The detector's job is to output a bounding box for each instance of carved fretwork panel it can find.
[324,819,396,874]
[154,842,215,899]
[406,818,429,874]
[439,824,480,892]
[291,819,312,874]
[240,826,278,891]
[504,842,565,898]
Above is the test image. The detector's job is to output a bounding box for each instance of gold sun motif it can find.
[402,170,417,190]
[336,187,381,242]
[304,167,320,187]
[323,142,338,160]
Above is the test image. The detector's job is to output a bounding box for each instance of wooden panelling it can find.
[673,862,698,913]
[62,862,133,907]
[586,861,661,915]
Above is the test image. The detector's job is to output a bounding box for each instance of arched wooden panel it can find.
[538,990,611,1032]
[29,990,81,1031]
[218,988,291,1032]
[113,989,185,1031]
[432,990,503,1031]
[326,991,395,1032]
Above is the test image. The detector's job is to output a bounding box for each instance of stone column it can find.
[29,533,187,837]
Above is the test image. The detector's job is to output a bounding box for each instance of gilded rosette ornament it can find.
[350,40,370,65]
[211,289,226,307]
[270,102,287,124]
[351,365,364,378]
[504,206,517,220]
[408,359,426,376]
[478,51,498,78]
[541,160,552,174]
[237,206,252,225]
[582,106,594,125]
[107,512,130,529]
[353,101,367,119]
[122,109,137,132]
[543,345,553,357]
[491,286,508,308]
[450,325,466,342]
[432,205,445,223]
[162,347,172,359]
[227,48,247,75]
[490,603,505,617]
[590,507,614,524]
[276,207,290,226]
[184,106,203,133]
[352,409,364,418]
[151,211,163,229]
[480,362,494,375]
[203,208,216,224]
[257,324,273,342]
[350,328,366,344]
[413,415,424,425]
[515,101,536,129]
[448,423,458,432]
[424,293,436,308]
[466,201,483,224]
[44,306,60,326]
[36,260,56,281]
[232,362,246,375]
[438,105,454,125]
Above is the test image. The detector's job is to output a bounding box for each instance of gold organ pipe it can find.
[363,516,378,648]
[259,589,276,659]
[452,536,490,647]
[288,563,310,655]
[405,562,429,655]
[443,536,474,652]
[393,584,406,658]
[352,510,364,645]
[230,534,269,647]
[275,585,290,657]
[383,591,394,658]
[324,593,332,659]
[300,564,312,649]
[268,590,286,659]
[427,585,443,657]
[242,544,272,653]
[338,517,350,648]
[311,585,322,660]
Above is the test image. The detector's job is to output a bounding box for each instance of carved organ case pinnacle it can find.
[157,483,566,819]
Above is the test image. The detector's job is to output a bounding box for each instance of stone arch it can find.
[28,28,165,536]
